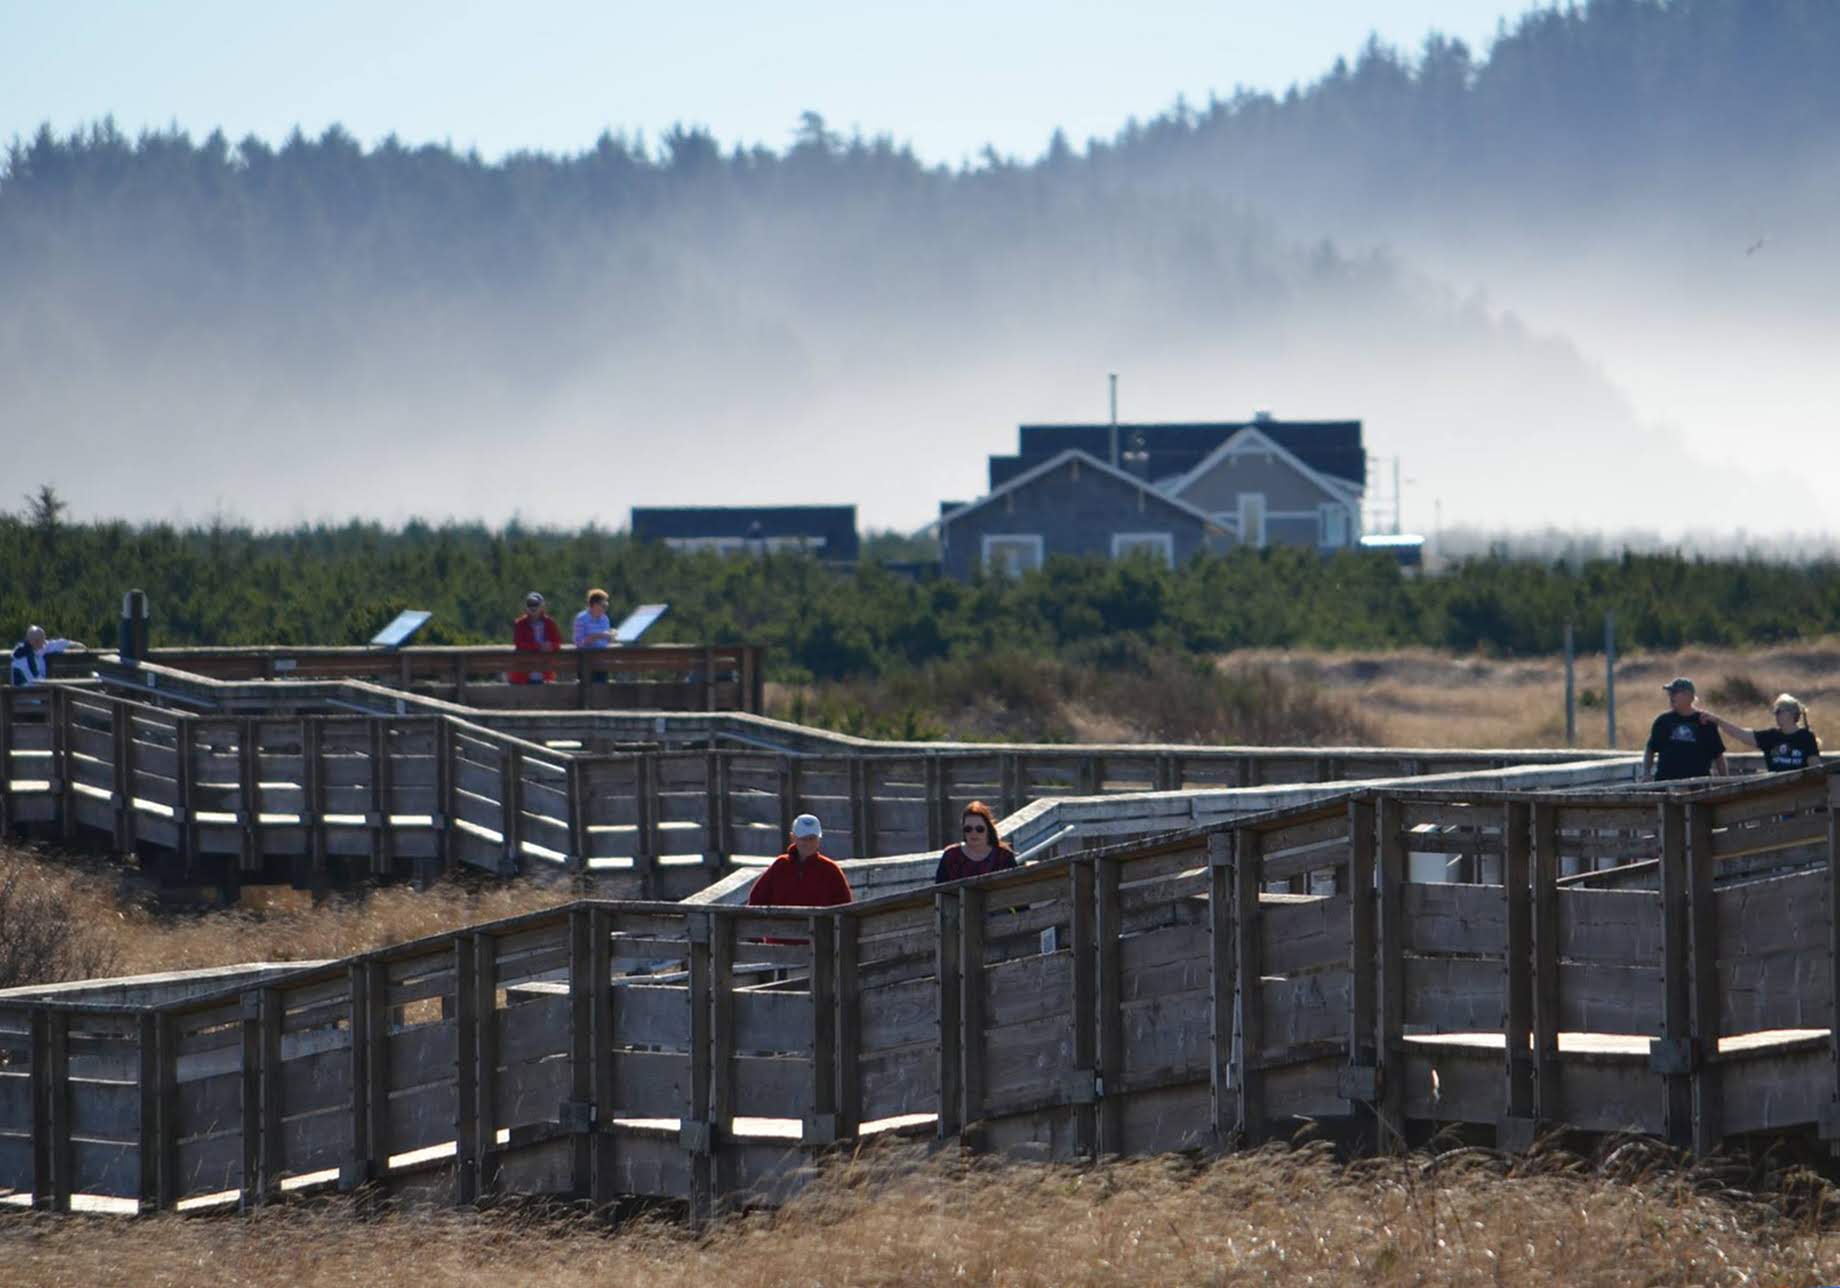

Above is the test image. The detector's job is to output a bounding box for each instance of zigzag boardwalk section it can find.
[0,660,1623,902]
[3,765,1838,1216]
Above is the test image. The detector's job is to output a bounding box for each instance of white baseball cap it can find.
[791,813,822,839]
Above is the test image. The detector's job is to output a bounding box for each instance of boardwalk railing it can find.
[46,644,767,713]
[4,765,1835,1215]
[4,677,1637,899]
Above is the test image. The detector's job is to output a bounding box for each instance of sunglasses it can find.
[963,823,988,834]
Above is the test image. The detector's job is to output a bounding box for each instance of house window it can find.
[1319,504,1350,548]
[982,534,1044,577]
[1237,493,1268,549]
[1110,532,1175,567]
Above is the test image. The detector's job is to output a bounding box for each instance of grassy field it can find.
[771,638,1840,752]
[5,1142,1840,1286]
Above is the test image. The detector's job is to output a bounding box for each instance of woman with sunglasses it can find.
[1699,692,1823,773]
[934,800,1018,884]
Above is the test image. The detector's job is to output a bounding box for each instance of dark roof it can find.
[1014,421,1365,489]
[631,506,859,559]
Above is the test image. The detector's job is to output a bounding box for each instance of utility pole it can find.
[1604,611,1618,748]
[1564,620,1576,747]
[1108,373,1119,468]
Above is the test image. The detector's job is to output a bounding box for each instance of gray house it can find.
[939,417,1365,578]
[938,450,1224,580]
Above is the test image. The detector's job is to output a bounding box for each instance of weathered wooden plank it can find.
[1259,970,1351,1058]
[858,1043,936,1124]
[1717,950,1834,1035]
[1401,882,1507,956]
[387,1021,458,1089]
[1716,870,1828,962]
[497,993,571,1066]
[733,989,813,1056]
[387,1081,459,1154]
[983,950,1072,1030]
[982,1014,1073,1118]
[68,1079,139,1142]
[1554,886,1663,966]
[857,976,937,1052]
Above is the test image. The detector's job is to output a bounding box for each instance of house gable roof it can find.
[939,449,1225,534]
[1166,427,1361,511]
[1016,420,1366,489]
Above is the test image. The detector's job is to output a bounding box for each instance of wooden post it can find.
[568,908,595,1197]
[686,911,716,1224]
[1656,801,1694,1148]
[0,690,14,838]
[1206,833,1236,1147]
[808,915,838,1145]
[136,1011,161,1212]
[238,717,260,874]
[55,690,76,844]
[702,750,727,869]
[589,907,617,1207]
[1071,858,1100,1156]
[1374,797,1406,1148]
[635,752,659,893]
[565,759,589,875]
[453,935,479,1205]
[472,932,500,1201]
[958,886,987,1141]
[239,991,262,1210]
[111,701,133,852]
[703,645,718,713]
[1233,829,1266,1146]
[835,913,862,1141]
[154,1012,178,1210]
[437,720,457,881]
[367,721,391,881]
[253,988,282,1203]
[1345,800,1378,1124]
[501,745,524,873]
[935,891,962,1140]
[303,719,327,897]
[31,1007,70,1211]
[1530,802,1561,1124]
[924,757,944,853]
[1827,774,1840,1156]
[1501,801,1535,1148]
[1096,858,1125,1153]
[1685,801,1721,1154]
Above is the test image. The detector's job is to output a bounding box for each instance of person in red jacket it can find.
[510,592,561,684]
[747,814,853,907]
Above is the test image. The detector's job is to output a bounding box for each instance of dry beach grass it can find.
[6,1143,1840,1287]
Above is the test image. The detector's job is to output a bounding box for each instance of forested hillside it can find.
[6,1,1831,535]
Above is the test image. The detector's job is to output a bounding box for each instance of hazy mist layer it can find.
[2,1,1834,537]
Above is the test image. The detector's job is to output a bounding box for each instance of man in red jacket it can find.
[511,592,560,684]
[747,814,853,907]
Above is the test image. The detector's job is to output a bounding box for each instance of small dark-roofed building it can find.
[632,506,859,562]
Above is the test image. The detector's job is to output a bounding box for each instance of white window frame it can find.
[981,533,1044,577]
[1237,493,1268,549]
[1319,503,1350,548]
[1110,531,1175,568]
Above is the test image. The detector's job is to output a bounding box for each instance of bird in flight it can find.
[1745,236,1769,256]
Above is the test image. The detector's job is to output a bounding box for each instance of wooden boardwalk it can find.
[1,655,1623,900]
[2,764,1836,1216]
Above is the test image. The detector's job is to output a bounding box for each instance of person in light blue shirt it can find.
[573,588,613,648]
[573,588,614,684]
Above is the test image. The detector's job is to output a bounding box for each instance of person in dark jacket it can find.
[1642,677,1728,782]
[934,800,1018,883]
[747,813,854,907]
[10,626,82,686]
[510,592,561,684]
[1698,692,1822,773]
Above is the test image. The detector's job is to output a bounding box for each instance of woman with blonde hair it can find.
[934,801,1018,883]
[1699,693,1822,773]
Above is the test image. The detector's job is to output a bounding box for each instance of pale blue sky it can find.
[5,1,1538,164]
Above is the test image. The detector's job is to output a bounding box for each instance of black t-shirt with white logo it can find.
[1647,712,1726,781]
[1755,727,1820,773]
